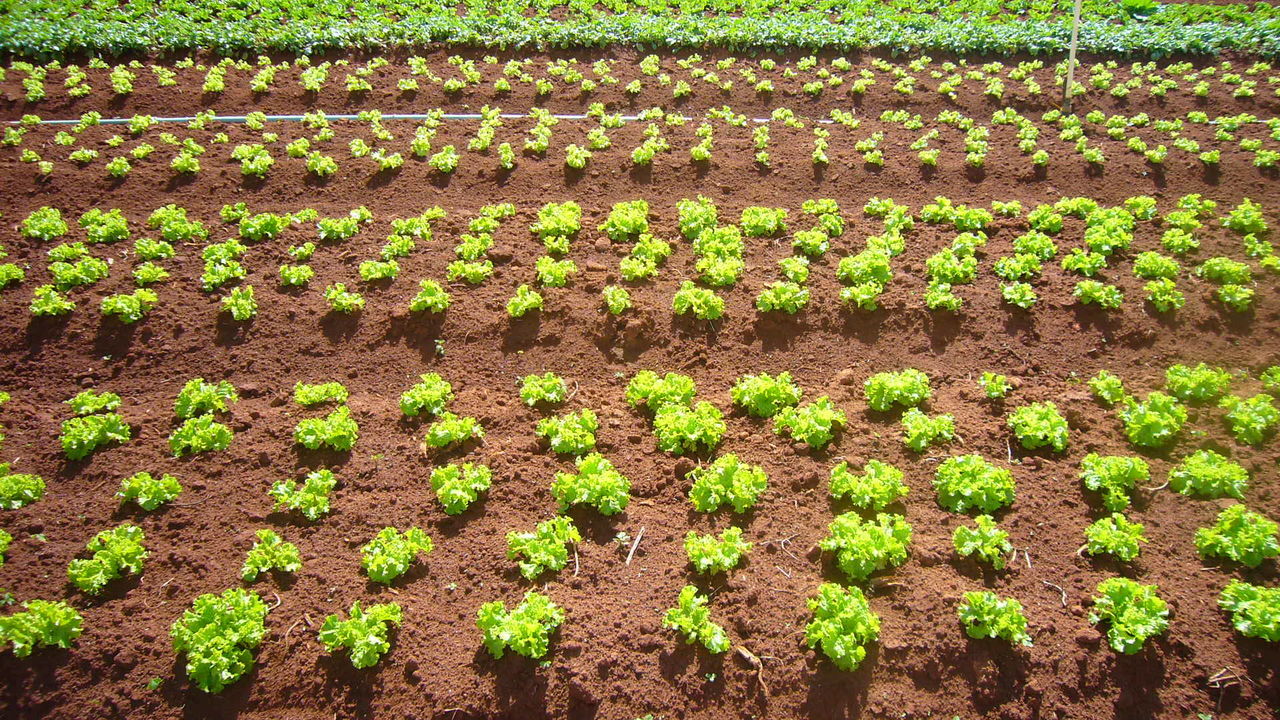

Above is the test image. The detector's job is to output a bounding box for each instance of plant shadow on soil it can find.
[799,651,875,719]
[502,314,544,352]
[385,311,445,362]
[320,311,362,344]
[470,649,553,720]
[1228,636,1280,712]
[0,650,74,718]
[657,642,728,702]
[749,312,810,352]
[164,658,260,719]
[23,314,73,357]
[955,639,1031,712]
[213,314,253,348]
[93,317,142,358]
[1105,648,1170,717]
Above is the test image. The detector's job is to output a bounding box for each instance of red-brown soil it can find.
[0,51,1277,720]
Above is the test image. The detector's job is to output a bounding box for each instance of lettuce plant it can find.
[663,586,729,654]
[677,196,718,240]
[425,412,484,449]
[934,455,1015,513]
[30,285,75,316]
[755,282,809,314]
[672,282,724,320]
[953,514,1012,569]
[684,526,751,574]
[22,207,68,241]
[270,469,337,521]
[535,256,577,287]
[1195,505,1278,567]
[551,453,630,515]
[506,284,543,318]
[400,373,452,417]
[1169,450,1249,499]
[1089,578,1168,654]
[531,201,582,248]
[430,463,492,515]
[1218,581,1280,641]
[727,372,801,418]
[829,459,908,511]
[626,371,695,411]
[67,524,147,594]
[101,289,158,323]
[0,600,83,657]
[836,250,892,305]
[774,396,846,449]
[688,454,767,513]
[116,471,181,511]
[175,378,238,418]
[864,369,931,412]
[1079,454,1148,511]
[1006,402,1069,452]
[1219,394,1279,445]
[507,516,579,580]
[477,591,564,659]
[536,409,598,455]
[295,406,359,451]
[1165,363,1232,404]
[171,588,269,692]
[1217,284,1255,312]
[319,602,401,668]
[957,591,1032,645]
[323,283,365,313]
[221,286,257,320]
[519,372,567,407]
[740,207,787,237]
[293,381,348,407]
[598,200,649,241]
[241,529,300,582]
[1083,513,1147,562]
[805,583,879,671]
[1198,257,1252,285]
[0,466,45,509]
[361,527,433,584]
[62,412,132,460]
[51,256,110,290]
[1118,392,1186,448]
[979,372,1012,399]
[447,260,493,284]
[1132,252,1180,280]
[602,285,631,315]
[410,279,450,313]
[1261,366,1280,396]
[1073,280,1123,309]
[653,402,725,455]
[67,389,120,415]
[169,414,233,456]
[819,512,912,582]
[901,408,955,452]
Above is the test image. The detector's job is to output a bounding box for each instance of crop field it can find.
[0,2,1279,720]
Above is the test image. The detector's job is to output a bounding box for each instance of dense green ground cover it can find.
[2,0,1279,57]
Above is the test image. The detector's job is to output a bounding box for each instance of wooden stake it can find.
[1064,0,1083,112]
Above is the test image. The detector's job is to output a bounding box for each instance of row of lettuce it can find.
[6,54,1280,109]
[2,0,1280,57]
[9,104,1280,183]
[5,191,1273,327]
[0,361,1276,684]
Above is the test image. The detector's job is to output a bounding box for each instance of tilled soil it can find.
[0,52,1277,720]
